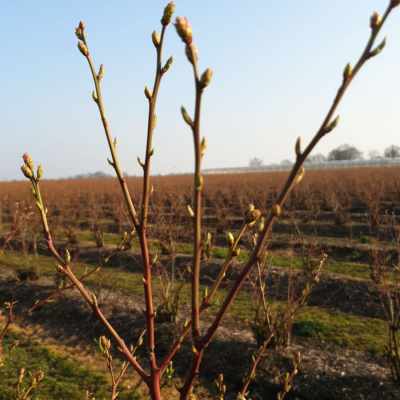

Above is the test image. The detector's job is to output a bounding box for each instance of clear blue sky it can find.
[2,1,400,180]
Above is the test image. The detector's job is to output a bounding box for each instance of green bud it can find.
[369,37,386,58]
[181,106,193,128]
[324,115,340,134]
[343,63,352,82]
[37,164,43,181]
[21,165,33,179]
[161,56,173,74]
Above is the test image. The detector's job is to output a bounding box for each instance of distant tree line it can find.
[249,144,400,167]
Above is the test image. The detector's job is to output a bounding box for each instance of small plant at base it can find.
[0,301,16,368]
[15,367,45,400]
[370,249,400,382]
[164,361,175,387]
[214,373,226,400]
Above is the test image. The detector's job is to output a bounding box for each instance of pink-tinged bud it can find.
[370,12,381,30]
[78,41,89,57]
[75,21,85,40]
[185,43,198,65]
[175,17,193,45]
[161,2,175,26]
[22,153,34,170]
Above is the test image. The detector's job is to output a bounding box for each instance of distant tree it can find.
[249,157,263,168]
[327,144,362,161]
[384,145,400,159]
[368,150,381,160]
[280,159,293,166]
[304,153,327,164]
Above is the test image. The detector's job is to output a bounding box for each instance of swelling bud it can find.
[200,68,213,88]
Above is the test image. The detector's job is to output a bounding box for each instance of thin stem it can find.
[28,266,100,313]
[238,333,274,398]
[159,223,248,374]
[80,32,140,231]
[28,178,148,381]
[200,2,394,349]
[138,24,170,372]
[191,62,204,342]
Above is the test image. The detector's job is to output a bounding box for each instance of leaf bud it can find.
[370,12,381,30]
[200,68,213,88]
[97,64,105,81]
[75,21,85,40]
[245,204,262,225]
[161,2,175,26]
[137,157,145,169]
[227,232,235,247]
[21,165,33,180]
[185,43,198,65]
[232,247,241,257]
[99,335,111,353]
[343,63,352,82]
[181,106,193,128]
[187,204,195,218]
[369,37,386,58]
[161,56,173,74]
[152,31,161,48]
[200,137,207,158]
[295,166,305,185]
[258,217,265,233]
[37,164,43,181]
[272,204,282,217]
[175,16,193,45]
[78,41,89,57]
[324,115,340,134]
[144,86,152,100]
[195,175,203,191]
[22,153,34,171]
[65,248,71,264]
